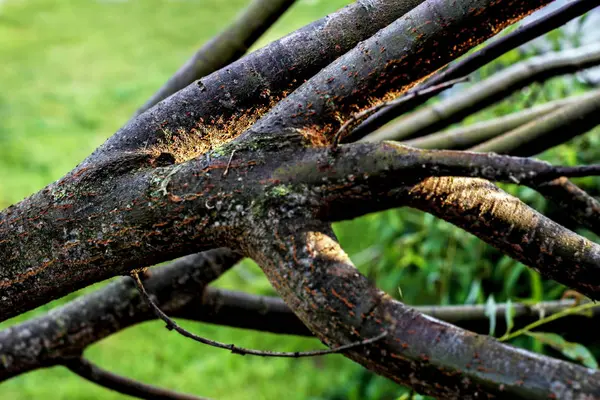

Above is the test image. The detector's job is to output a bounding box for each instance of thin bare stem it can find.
[64,357,208,400]
[469,88,600,155]
[131,272,387,358]
[402,93,592,150]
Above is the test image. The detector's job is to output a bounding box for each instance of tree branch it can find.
[247,221,600,398]
[403,177,600,300]
[133,0,298,118]
[469,88,600,155]
[361,42,600,143]
[0,249,240,381]
[87,0,425,163]
[64,357,208,400]
[241,0,554,144]
[131,270,387,358]
[400,90,600,236]
[3,138,600,319]
[261,143,600,298]
[350,0,600,139]
[534,177,600,236]
[402,93,591,150]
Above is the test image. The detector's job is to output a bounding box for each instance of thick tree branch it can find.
[0,249,240,381]
[403,177,600,300]
[362,43,600,143]
[242,0,554,144]
[246,221,600,399]
[3,139,600,319]
[64,357,208,400]
[87,0,425,163]
[133,0,297,118]
[350,0,600,139]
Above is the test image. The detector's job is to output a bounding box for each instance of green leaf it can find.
[464,280,481,305]
[504,299,515,337]
[484,295,497,337]
[527,331,598,369]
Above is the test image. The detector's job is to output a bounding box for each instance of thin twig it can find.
[222,150,236,177]
[64,357,208,400]
[131,272,387,358]
[331,77,468,149]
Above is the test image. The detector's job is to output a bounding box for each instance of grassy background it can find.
[1,0,599,399]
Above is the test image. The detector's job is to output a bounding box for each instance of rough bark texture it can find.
[3,0,600,397]
[89,0,425,163]
[247,222,600,399]
[245,0,554,143]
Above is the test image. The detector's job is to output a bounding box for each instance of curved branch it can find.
[133,0,298,118]
[131,271,386,358]
[246,221,600,398]
[64,357,208,400]
[351,0,600,139]
[0,249,240,381]
[362,43,600,143]
[404,177,600,300]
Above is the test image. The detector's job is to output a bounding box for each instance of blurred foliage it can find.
[0,1,599,399]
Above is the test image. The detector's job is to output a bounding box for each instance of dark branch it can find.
[0,249,240,381]
[133,0,297,118]
[132,271,387,358]
[362,43,600,143]
[87,0,425,163]
[534,178,600,236]
[331,77,468,148]
[64,357,208,400]
[242,0,554,144]
[351,0,600,139]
